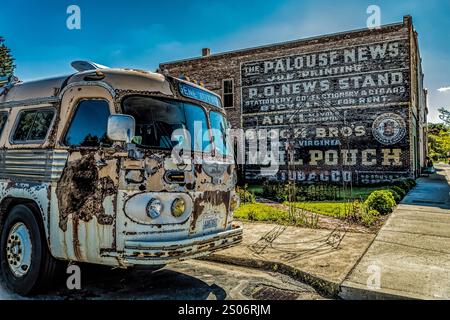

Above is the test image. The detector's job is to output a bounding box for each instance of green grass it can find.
[234,203,288,222]
[235,201,380,227]
[283,201,351,218]
[337,186,386,201]
[235,201,352,221]
[235,185,396,225]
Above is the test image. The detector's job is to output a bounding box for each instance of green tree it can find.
[0,36,15,78]
[428,123,446,135]
[428,123,450,162]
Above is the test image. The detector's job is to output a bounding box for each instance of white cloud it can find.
[437,86,450,92]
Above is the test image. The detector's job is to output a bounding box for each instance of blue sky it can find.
[1,0,449,122]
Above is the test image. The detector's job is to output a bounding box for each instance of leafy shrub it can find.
[393,180,411,193]
[405,178,417,189]
[389,185,406,199]
[247,209,256,221]
[360,209,380,226]
[263,182,289,202]
[275,185,289,202]
[236,186,256,204]
[343,201,380,226]
[343,200,362,221]
[262,182,278,198]
[364,190,396,215]
[387,189,401,204]
[392,179,416,194]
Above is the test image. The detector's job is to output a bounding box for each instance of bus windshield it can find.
[210,111,231,157]
[122,96,211,152]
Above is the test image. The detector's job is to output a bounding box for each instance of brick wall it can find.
[160,16,427,184]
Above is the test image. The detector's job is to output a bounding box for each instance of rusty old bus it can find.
[0,62,242,295]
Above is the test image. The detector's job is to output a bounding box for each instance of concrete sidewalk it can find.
[206,165,450,299]
[204,222,375,297]
[340,165,450,299]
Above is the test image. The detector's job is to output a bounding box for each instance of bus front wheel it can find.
[0,204,60,295]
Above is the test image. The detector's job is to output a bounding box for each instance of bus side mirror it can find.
[107,114,136,143]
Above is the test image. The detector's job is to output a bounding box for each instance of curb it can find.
[339,282,420,300]
[201,253,419,300]
[200,253,341,299]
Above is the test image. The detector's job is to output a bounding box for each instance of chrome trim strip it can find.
[0,81,116,109]
[0,149,68,182]
[0,97,60,109]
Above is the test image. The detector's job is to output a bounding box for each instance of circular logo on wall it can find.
[372,113,406,145]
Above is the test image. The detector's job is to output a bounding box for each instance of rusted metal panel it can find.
[0,76,68,105]
[0,67,243,269]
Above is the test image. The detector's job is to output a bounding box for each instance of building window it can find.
[64,100,111,147]
[222,79,234,108]
[12,109,55,143]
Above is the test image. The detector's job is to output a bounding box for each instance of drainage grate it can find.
[251,285,300,300]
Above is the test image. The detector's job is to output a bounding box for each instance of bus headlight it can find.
[146,199,162,219]
[230,195,240,212]
[171,198,186,217]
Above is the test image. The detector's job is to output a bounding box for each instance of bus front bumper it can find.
[109,225,243,266]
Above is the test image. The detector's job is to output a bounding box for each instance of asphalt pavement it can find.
[0,259,325,300]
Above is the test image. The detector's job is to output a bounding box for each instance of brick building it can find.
[160,16,428,184]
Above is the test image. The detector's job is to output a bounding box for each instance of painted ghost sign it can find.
[240,38,411,183]
[372,112,407,145]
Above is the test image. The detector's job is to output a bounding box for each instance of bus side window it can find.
[64,100,111,147]
[0,112,8,137]
[12,109,55,143]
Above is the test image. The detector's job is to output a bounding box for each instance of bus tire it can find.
[0,204,60,295]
